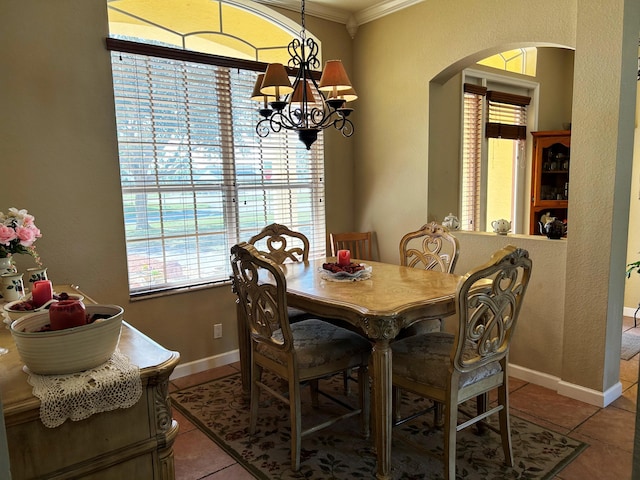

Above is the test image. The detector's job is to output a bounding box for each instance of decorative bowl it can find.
[10,304,124,375]
[3,293,85,322]
[319,263,373,282]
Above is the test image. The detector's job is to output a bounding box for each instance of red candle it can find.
[337,249,351,266]
[32,280,53,308]
[49,300,87,330]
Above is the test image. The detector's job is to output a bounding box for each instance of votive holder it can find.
[26,267,48,286]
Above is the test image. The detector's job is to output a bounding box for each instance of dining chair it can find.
[393,222,461,422]
[398,222,460,335]
[391,245,532,480]
[230,242,371,471]
[329,230,374,393]
[248,223,312,322]
[330,231,373,261]
[248,223,310,264]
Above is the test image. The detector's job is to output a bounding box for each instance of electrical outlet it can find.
[213,323,222,339]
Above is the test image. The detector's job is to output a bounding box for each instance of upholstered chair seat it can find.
[256,319,371,371]
[392,333,502,390]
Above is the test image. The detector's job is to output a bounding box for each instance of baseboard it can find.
[509,364,560,391]
[556,379,623,408]
[170,349,240,380]
[510,364,621,407]
[624,306,639,319]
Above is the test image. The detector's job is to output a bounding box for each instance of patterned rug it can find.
[621,332,640,360]
[171,373,587,479]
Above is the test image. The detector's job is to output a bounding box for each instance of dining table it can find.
[236,257,462,480]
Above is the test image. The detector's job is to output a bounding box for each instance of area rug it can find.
[171,373,587,479]
[621,332,640,360]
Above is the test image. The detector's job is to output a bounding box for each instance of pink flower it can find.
[0,225,17,246]
[15,226,40,247]
[21,214,36,227]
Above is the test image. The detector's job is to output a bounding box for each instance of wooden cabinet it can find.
[1,285,180,480]
[529,130,571,235]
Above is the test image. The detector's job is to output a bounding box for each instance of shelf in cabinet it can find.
[532,200,568,208]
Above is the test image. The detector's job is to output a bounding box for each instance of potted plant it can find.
[627,260,640,278]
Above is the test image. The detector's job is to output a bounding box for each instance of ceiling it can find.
[254,0,424,27]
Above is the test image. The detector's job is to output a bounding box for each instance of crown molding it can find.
[353,0,424,26]
[253,0,424,26]
[254,0,351,24]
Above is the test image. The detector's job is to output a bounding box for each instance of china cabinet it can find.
[529,130,571,235]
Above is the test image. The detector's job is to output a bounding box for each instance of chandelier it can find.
[251,0,357,149]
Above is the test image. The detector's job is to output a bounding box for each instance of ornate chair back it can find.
[399,222,459,273]
[230,242,294,357]
[248,223,309,264]
[453,245,531,375]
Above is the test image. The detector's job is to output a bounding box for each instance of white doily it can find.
[25,349,143,428]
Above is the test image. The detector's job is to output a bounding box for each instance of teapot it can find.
[539,217,567,239]
[491,219,511,235]
[442,213,460,230]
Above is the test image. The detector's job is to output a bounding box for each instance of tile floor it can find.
[168,317,639,480]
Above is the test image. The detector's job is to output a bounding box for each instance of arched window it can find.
[107,0,326,295]
[477,48,537,76]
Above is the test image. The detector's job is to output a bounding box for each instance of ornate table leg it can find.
[372,339,392,480]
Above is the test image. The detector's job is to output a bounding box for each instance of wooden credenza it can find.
[0,285,180,479]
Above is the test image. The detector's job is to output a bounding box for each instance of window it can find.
[477,47,538,77]
[107,1,327,296]
[460,72,533,233]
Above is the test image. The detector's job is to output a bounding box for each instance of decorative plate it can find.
[319,263,372,282]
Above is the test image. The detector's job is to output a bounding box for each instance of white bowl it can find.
[10,304,124,375]
[3,293,85,322]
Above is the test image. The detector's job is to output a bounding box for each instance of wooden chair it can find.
[399,221,459,273]
[248,223,312,322]
[398,222,460,335]
[330,231,373,261]
[391,245,532,480]
[329,230,374,393]
[248,223,309,264]
[230,242,371,471]
[393,222,461,421]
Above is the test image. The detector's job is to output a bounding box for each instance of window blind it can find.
[110,50,326,295]
[460,83,485,231]
[485,90,530,140]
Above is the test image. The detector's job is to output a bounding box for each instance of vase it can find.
[0,257,16,276]
[25,267,48,287]
[1,272,25,302]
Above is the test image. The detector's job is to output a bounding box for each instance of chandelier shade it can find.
[251,73,276,118]
[290,80,317,105]
[251,0,356,149]
[259,63,293,97]
[318,60,353,93]
[251,74,268,100]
